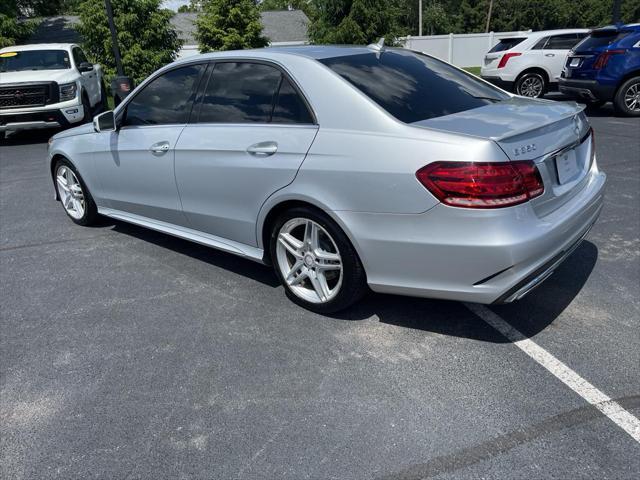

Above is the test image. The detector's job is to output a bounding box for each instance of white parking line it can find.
[464,302,640,444]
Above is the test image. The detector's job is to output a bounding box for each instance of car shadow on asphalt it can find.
[1,129,60,146]
[110,219,282,288]
[110,218,598,344]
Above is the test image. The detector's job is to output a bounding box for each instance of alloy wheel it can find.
[518,76,544,98]
[623,82,640,112]
[56,165,85,220]
[275,218,343,304]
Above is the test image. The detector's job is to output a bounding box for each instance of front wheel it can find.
[54,159,99,226]
[515,72,546,98]
[270,207,367,313]
[81,94,92,123]
[613,77,640,117]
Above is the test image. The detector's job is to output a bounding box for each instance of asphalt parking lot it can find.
[1,103,639,479]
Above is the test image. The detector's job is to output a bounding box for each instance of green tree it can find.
[309,0,408,45]
[0,0,36,47]
[195,0,268,52]
[177,0,201,13]
[77,0,182,83]
[260,0,315,17]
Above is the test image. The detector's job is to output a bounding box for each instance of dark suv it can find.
[559,24,640,116]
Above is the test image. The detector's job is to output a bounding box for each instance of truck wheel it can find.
[81,94,92,123]
[613,77,640,117]
[98,83,108,112]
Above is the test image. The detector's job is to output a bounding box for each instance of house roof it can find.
[25,10,309,46]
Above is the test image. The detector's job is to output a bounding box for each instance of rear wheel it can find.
[270,207,367,313]
[54,159,98,226]
[613,77,640,117]
[515,72,546,98]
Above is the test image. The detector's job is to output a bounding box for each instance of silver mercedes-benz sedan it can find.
[48,45,606,313]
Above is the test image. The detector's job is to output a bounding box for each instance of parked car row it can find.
[481,23,640,116]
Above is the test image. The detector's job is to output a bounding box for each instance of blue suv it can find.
[559,23,640,116]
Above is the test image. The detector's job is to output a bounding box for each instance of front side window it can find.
[198,62,314,124]
[0,50,71,72]
[123,64,204,126]
[72,47,89,67]
[320,49,509,124]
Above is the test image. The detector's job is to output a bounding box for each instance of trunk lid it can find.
[412,97,593,216]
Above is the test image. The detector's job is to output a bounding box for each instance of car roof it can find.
[0,43,76,53]
[175,45,379,66]
[520,28,591,39]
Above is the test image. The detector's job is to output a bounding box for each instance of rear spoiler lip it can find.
[489,102,586,142]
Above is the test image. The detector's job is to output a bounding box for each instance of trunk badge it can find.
[514,144,536,157]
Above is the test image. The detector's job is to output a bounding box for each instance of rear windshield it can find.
[0,50,71,72]
[489,38,526,53]
[575,30,631,50]
[319,49,508,123]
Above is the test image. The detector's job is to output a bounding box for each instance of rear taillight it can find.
[416,161,544,209]
[497,52,521,68]
[593,49,625,69]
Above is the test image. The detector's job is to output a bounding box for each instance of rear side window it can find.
[545,34,583,50]
[124,64,204,126]
[272,77,314,124]
[320,50,509,124]
[198,62,313,124]
[489,38,526,53]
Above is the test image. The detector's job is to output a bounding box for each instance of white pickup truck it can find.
[0,43,106,138]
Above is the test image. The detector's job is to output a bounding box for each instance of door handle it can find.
[149,141,170,154]
[247,141,278,156]
[545,53,555,57]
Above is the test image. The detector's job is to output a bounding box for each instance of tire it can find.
[613,77,640,117]
[269,206,367,314]
[515,72,546,98]
[81,93,92,123]
[98,82,108,113]
[53,158,99,226]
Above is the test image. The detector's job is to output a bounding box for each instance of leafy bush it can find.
[0,14,36,47]
[195,0,268,52]
[76,0,182,84]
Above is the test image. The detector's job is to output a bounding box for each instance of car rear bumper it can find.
[336,166,606,304]
[558,78,616,102]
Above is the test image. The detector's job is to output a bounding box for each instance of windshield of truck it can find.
[0,50,71,72]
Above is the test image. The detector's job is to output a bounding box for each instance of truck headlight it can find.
[59,82,77,102]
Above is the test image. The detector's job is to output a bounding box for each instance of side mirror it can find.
[78,62,94,73]
[93,110,116,133]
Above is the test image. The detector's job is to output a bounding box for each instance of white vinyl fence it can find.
[402,30,532,67]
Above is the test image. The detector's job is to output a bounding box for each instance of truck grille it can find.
[0,84,51,109]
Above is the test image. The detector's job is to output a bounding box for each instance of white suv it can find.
[481,29,589,98]
[0,43,105,138]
